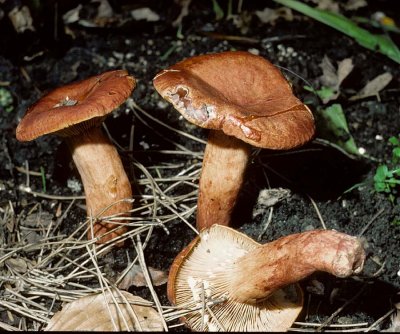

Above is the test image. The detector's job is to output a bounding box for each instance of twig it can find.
[18,185,85,200]
[257,206,274,240]
[307,195,327,230]
[134,235,168,331]
[357,208,385,238]
[363,308,395,332]
[316,283,368,331]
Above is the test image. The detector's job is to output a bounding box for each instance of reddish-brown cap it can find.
[16,70,136,141]
[167,225,303,331]
[153,51,315,149]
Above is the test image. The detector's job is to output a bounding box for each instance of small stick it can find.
[316,283,368,331]
[134,235,168,331]
[358,208,385,237]
[364,308,396,332]
[257,206,274,241]
[24,160,30,188]
[308,194,327,230]
[18,185,85,200]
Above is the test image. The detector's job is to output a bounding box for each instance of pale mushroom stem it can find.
[196,130,251,231]
[66,127,132,243]
[229,229,365,303]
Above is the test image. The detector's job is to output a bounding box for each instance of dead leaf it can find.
[349,72,393,101]
[172,0,191,27]
[131,7,160,22]
[62,5,82,24]
[44,289,164,331]
[118,264,168,290]
[253,188,291,218]
[62,1,119,28]
[255,7,293,25]
[317,0,339,12]
[343,0,368,11]
[319,56,354,103]
[308,0,339,12]
[5,258,28,273]
[320,56,353,88]
[93,0,114,19]
[21,211,53,227]
[320,56,339,88]
[336,58,354,86]
[8,5,35,33]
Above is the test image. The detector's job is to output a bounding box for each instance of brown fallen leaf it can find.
[310,0,340,12]
[252,188,291,218]
[44,289,164,331]
[349,72,393,101]
[8,5,35,33]
[319,55,354,103]
[131,7,160,22]
[118,264,168,290]
[5,258,28,273]
[255,7,294,25]
[343,0,368,11]
[172,0,191,27]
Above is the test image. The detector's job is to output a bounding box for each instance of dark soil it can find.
[1,0,399,331]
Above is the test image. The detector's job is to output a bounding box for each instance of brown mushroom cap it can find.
[16,69,136,141]
[153,51,315,149]
[168,225,303,332]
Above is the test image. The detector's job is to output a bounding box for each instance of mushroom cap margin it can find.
[16,69,136,141]
[153,51,315,150]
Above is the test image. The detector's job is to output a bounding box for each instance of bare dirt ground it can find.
[0,0,399,331]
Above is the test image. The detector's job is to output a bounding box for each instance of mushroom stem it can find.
[66,127,132,243]
[197,130,251,230]
[229,229,365,303]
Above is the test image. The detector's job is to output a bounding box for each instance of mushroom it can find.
[168,225,365,332]
[153,51,315,231]
[16,69,136,244]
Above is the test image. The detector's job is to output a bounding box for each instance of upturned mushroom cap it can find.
[16,69,136,141]
[168,225,303,332]
[153,51,315,149]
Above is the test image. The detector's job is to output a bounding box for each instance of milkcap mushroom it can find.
[153,51,315,231]
[168,225,365,332]
[16,69,136,244]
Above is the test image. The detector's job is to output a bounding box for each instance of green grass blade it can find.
[273,0,400,64]
[211,0,224,20]
[320,104,360,156]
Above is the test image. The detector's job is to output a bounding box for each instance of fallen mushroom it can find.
[153,51,315,231]
[16,69,135,244]
[168,225,365,332]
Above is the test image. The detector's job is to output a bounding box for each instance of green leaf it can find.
[273,0,400,64]
[389,136,400,146]
[374,165,389,183]
[318,87,336,101]
[321,104,359,156]
[375,183,388,193]
[304,85,335,101]
[392,147,400,163]
[211,0,224,20]
[0,88,13,113]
